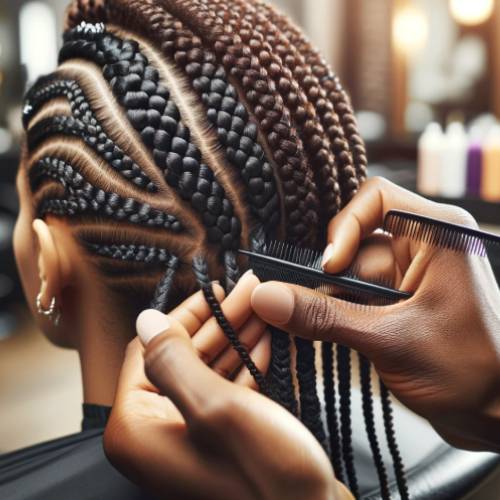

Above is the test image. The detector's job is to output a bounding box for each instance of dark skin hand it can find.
[104,273,350,500]
[251,177,500,452]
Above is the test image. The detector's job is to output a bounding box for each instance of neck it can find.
[76,296,134,406]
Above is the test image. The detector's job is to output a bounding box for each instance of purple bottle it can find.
[466,141,482,197]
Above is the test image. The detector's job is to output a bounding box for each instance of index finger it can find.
[323,177,439,273]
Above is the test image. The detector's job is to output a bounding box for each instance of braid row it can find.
[84,242,175,263]
[24,78,156,191]
[263,8,367,200]
[108,0,281,236]
[322,342,345,484]
[337,345,358,497]
[359,355,390,499]
[294,337,327,450]
[220,0,342,222]
[29,156,181,231]
[60,25,241,250]
[192,256,267,391]
[380,380,410,500]
[157,0,319,244]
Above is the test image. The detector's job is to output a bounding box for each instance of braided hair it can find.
[21,1,407,497]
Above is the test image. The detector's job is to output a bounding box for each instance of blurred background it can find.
[0,0,500,489]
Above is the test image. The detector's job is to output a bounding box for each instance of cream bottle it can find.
[417,122,443,196]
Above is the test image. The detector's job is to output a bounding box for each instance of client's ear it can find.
[32,219,64,309]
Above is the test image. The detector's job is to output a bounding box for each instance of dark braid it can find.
[359,354,390,499]
[24,78,157,192]
[29,156,181,231]
[380,380,410,500]
[154,0,320,244]
[108,0,281,236]
[294,337,328,450]
[60,25,241,250]
[268,327,298,416]
[223,250,240,293]
[192,256,267,391]
[322,342,345,484]
[150,255,180,312]
[337,344,358,497]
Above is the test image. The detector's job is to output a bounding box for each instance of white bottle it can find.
[439,122,468,198]
[417,122,443,196]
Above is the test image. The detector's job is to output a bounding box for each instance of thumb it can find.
[136,309,224,423]
[251,282,404,355]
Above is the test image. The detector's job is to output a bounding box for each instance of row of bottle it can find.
[417,122,500,201]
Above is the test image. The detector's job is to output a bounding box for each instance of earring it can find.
[36,292,61,326]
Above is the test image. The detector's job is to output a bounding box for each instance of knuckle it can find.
[300,293,336,338]
[440,205,478,228]
[194,346,211,365]
[213,365,231,379]
[195,396,240,434]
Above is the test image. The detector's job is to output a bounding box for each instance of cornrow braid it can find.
[85,242,174,263]
[29,156,181,231]
[261,6,367,200]
[107,0,281,236]
[359,354,390,499]
[24,78,157,192]
[192,256,267,391]
[60,25,242,251]
[156,0,320,244]
[380,380,410,500]
[246,0,356,208]
[220,0,343,223]
[322,342,345,484]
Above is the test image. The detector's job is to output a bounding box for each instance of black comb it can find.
[383,210,500,257]
[239,241,411,304]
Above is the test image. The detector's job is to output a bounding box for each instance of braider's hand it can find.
[251,177,500,452]
[104,272,349,500]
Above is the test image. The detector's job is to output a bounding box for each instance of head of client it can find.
[14,0,366,481]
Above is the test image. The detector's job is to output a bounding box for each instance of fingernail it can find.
[251,282,294,325]
[136,309,171,346]
[321,243,335,270]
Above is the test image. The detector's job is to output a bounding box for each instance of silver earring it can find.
[36,292,61,326]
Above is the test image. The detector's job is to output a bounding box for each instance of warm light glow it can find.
[449,0,494,26]
[393,5,429,56]
[19,2,57,84]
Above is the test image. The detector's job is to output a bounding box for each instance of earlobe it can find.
[32,219,62,310]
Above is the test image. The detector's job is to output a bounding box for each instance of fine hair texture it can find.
[22,0,408,497]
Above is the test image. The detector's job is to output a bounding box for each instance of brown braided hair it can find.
[20,1,407,498]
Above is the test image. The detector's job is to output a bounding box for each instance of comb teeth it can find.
[266,240,323,269]
[383,210,500,258]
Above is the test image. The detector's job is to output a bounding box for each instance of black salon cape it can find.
[0,405,154,500]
